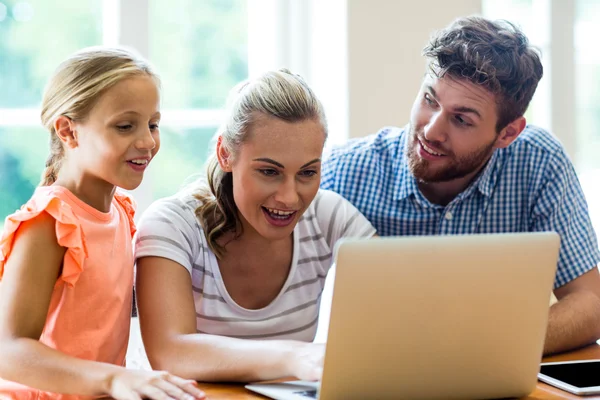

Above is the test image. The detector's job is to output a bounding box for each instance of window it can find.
[484,0,600,238]
[139,0,248,204]
[575,0,600,171]
[482,0,551,130]
[0,0,248,227]
[575,0,600,226]
[0,0,103,225]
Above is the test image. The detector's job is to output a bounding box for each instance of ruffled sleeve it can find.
[114,191,137,237]
[0,191,88,287]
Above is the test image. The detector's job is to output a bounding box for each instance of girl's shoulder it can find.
[113,190,137,237]
[0,186,88,286]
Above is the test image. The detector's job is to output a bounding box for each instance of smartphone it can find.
[538,359,600,395]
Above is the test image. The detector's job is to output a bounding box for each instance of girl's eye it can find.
[259,169,278,176]
[150,123,160,131]
[117,124,133,131]
[424,93,435,105]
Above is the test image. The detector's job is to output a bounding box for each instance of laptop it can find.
[246,232,560,400]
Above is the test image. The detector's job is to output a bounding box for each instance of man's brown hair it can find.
[423,16,543,131]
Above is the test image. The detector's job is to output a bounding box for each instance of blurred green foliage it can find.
[0,0,247,226]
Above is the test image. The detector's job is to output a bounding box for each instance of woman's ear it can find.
[216,136,233,172]
[54,116,78,148]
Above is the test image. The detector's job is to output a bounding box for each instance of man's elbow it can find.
[578,289,600,339]
[546,290,600,354]
[588,292,600,338]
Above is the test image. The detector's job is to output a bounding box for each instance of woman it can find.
[134,69,376,383]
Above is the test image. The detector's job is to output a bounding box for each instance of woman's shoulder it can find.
[145,190,202,219]
[299,190,347,235]
[301,189,376,243]
[305,189,351,217]
[137,189,207,238]
[134,189,212,273]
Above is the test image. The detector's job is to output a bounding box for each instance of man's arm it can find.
[527,139,600,355]
[544,268,600,355]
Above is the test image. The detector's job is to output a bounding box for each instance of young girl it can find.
[135,70,377,383]
[0,47,205,400]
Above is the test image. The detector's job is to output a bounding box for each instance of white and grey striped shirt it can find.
[135,189,376,341]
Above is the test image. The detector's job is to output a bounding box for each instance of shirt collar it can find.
[473,150,500,197]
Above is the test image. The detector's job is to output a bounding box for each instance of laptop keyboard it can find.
[294,389,318,398]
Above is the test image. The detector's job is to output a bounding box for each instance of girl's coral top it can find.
[0,186,136,399]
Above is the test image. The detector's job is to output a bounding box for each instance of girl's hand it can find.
[107,369,206,400]
[287,342,326,381]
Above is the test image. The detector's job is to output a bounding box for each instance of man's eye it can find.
[455,115,471,127]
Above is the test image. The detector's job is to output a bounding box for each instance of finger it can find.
[166,375,206,399]
[114,392,142,400]
[154,379,196,400]
[138,385,177,400]
[315,366,323,379]
[308,366,323,382]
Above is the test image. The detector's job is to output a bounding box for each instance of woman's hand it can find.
[286,342,326,381]
[107,369,206,400]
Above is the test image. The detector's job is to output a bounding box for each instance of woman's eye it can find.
[150,123,160,131]
[299,170,317,178]
[259,169,278,176]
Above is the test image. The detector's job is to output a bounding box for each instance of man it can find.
[321,16,600,355]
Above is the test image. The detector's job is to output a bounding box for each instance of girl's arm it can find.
[136,255,324,383]
[0,212,204,399]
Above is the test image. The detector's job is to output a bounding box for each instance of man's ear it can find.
[495,116,526,149]
[54,116,78,148]
[216,136,233,172]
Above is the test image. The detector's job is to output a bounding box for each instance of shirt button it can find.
[445,212,453,221]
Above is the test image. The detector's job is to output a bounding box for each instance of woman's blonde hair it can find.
[39,47,159,186]
[194,69,327,258]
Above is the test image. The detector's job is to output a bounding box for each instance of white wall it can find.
[346,0,482,138]
[248,0,482,143]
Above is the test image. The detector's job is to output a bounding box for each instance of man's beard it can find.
[406,124,497,183]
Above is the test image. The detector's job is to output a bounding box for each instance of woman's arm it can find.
[136,255,324,382]
[0,213,204,399]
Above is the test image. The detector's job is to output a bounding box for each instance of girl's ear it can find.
[216,136,233,172]
[54,116,78,148]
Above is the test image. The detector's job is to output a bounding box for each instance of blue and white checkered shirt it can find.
[321,125,600,288]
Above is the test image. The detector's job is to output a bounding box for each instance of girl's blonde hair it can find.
[194,69,327,259]
[39,47,159,186]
